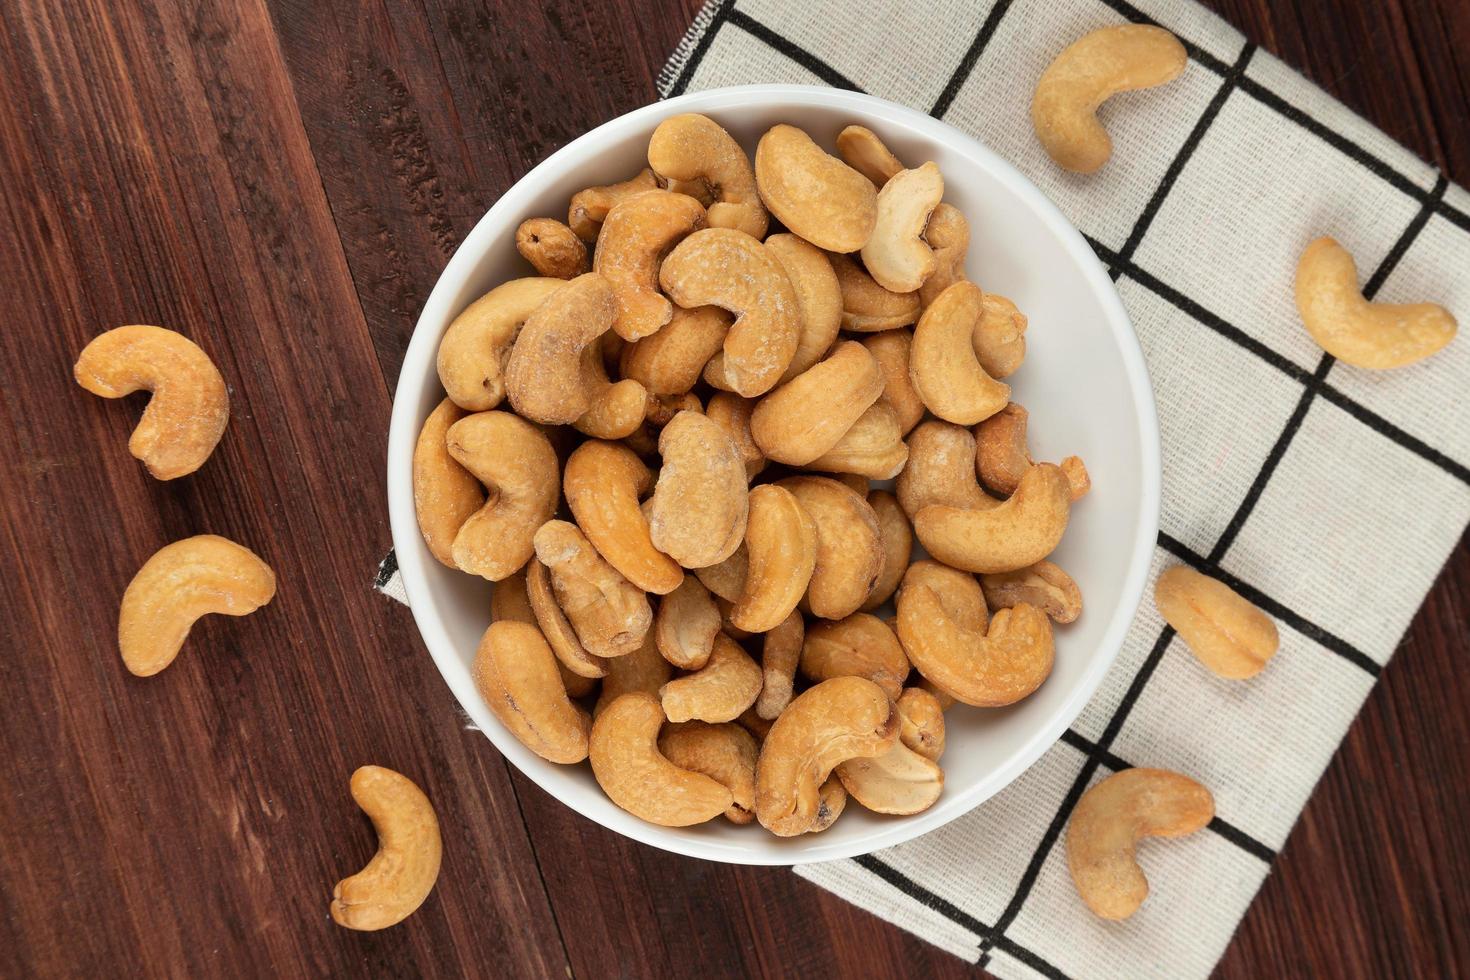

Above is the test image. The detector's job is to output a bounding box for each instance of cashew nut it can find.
[749,341,885,465]
[567,168,660,241]
[835,124,904,188]
[564,440,683,595]
[473,621,592,764]
[647,113,768,239]
[494,570,599,698]
[595,631,671,718]
[413,398,485,568]
[654,574,721,670]
[800,613,911,701]
[660,228,801,397]
[705,392,767,480]
[972,292,1028,379]
[1154,566,1279,679]
[593,190,706,341]
[914,462,1071,573]
[620,305,732,395]
[516,218,588,279]
[810,775,849,833]
[118,535,276,677]
[756,610,804,721]
[73,325,228,480]
[833,473,871,496]
[647,410,749,569]
[1066,768,1214,920]
[436,278,565,412]
[444,411,559,581]
[1295,236,1458,368]
[896,560,1054,706]
[754,676,899,836]
[1032,25,1188,173]
[917,677,957,712]
[910,281,1010,425]
[834,740,943,816]
[693,541,748,603]
[589,692,732,826]
[896,419,995,518]
[917,204,971,310]
[330,766,441,931]
[659,721,760,824]
[975,403,1090,500]
[765,233,843,383]
[807,399,910,480]
[829,252,921,332]
[860,330,925,434]
[527,558,608,679]
[660,632,762,723]
[981,559,1083,625]
[533,520,652,659]
[737,704,775,742]
[863,490,912,611]
[504,273,647,435]
[755,124,876,252]
[896,687,946,761]
[730,484,818,633]
[861,162,943,293]
[778,476,885,620]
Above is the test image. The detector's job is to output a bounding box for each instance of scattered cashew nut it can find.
[863,490,913,611]
[527,558,608,679]
[807,399,910,480]
[590,692,732,826]
[750,341,885,466]
[473,620,592,763]
[981,559,1083,625]
[516,218,589,279]
[593,190,706,341]
[1155,566,1279,679]
[660,633,762,724]
[596,632,672,718]
[648,113,768,239]
[647,410,749,569]
[755,124,877,252]
[860,329,925,435]
[413,398,485,568]
[730,484,818,634]
[897,419,996,518]
[330,766,441,931]
[564,439,683,595]
[620,305,732,395]
[896,687,946,761]
[705,392,767,481]
[910,281,1010,425]
[445,411,559,581]
[914,462,1071,573]
[835,739,943,816]
[436,278,564,412]
[917,204,971,309]
[861,162,943,293]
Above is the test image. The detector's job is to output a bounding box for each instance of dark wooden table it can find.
[2,0,1466,976]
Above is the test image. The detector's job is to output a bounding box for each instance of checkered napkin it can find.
[376,0,1470,974]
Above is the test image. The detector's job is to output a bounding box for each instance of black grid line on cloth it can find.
[1057,729,1277,863]
[374,548,399,591]
[724,10,865,91]
[928,0,1015,118]
[665,0,737,97]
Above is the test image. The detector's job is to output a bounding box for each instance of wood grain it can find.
[0,0,1465,976]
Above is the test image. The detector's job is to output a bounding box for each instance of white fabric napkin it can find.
[377,0,1470,974]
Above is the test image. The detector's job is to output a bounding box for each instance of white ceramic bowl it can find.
[387,84,1160,865]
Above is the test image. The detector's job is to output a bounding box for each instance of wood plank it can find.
[0,0,565,974]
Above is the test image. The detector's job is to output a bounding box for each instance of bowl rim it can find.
[387,83,1161,865]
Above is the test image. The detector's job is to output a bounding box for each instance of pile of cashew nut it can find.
[416,111,1101,839]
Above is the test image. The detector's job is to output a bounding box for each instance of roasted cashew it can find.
[568,168,660,241]
[1032,24,1187,173]
[896,560,1054,706]
[693,542,748,603]
[654,574,721,670]
[595,631,671,718]
[861,162,944,293]
[436,278,564,411]
[810,775,849,833]
[756,610,804,721]
[860,330,925,434]
[118,535,275,677]
[916,677,957,712]
[1295,236,1458,368]
[975,403,1089,500]
[754,676,899,836]
[659,721,760,824]
[516,218,588,279]
[705,392,767,481]
[660,632,762,723]
[494,571,599,699]
[730,484,818,633]
[833,473,871,496]
[863,490,912,611]
[829,252,921,332]
[533,520,652,659]
[917,204,971,310]
[800,613,911,701]
[648,113,768,239]
[737,704,775,742]
[896,419,995,518]
[896,687,946,761]
[755,124,877,252]
[1066,768,1214,919]
[413,398,485,568]
[972,292,1028,379]
[1155,566,1279,679]
[910,281,1010,425]
[914,462,1071,573]
[835,739,943,816]
[473,621,592,764]
[620,305,732,395]
[647,410,749,569]
[564,440,683,595]
[981,559,1082,625]
[527,558,608,679]
[807,399,910,480]
[593,190,706,341]
[749,341,885,465]
[590,692,732,826]
[660,228,801,397]
[835,124,904,188]
[445,411,559,581]
[74,325,229,480]
[330,766,441,931]
[778,476,885,621]
[766,233,843,382]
